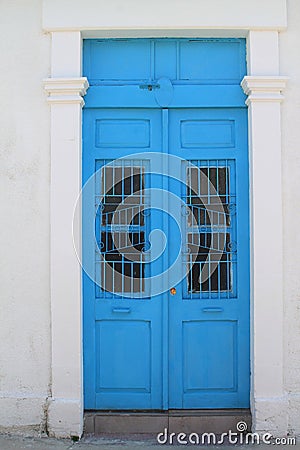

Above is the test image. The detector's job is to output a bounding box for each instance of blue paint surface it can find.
[83,39,249,410]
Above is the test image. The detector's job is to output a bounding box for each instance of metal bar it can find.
[103,164,106,297]
[121,164,125,295]
[190,252,193,299]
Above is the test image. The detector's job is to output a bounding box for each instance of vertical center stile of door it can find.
[162,108,169,410]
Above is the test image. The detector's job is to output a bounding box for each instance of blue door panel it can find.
[86,39,152,82]
[83,108,164,409]
[168,108,249,408]
[96,320,151,392]
[178,40,245,83]
[84,38,246,84]
[95,319,153,409]
[83,38,249,411]
[183,320,237,390]
[84,85,246,109]
[180,120,235,148]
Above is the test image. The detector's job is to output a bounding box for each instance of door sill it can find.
[84,409,251,435]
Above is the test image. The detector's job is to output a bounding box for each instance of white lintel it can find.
[42,0,287,32]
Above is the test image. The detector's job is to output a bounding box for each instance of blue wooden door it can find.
[167,108,249,408]
[83,38,249,410]
[83,109,165,409]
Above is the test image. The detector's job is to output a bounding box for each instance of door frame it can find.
[43,7,288,437]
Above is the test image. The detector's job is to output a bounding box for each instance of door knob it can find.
[170,287,177,295]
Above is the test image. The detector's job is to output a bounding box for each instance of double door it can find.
[83,106,249,410]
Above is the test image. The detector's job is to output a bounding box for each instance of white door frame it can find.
[42,0,288,437]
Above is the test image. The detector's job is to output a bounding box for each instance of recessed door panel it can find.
[183,320,237,392]
[96,320,151,393]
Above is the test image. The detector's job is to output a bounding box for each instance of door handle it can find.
[112,307,131,314]
[202,307,224,313]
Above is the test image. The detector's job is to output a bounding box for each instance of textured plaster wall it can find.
[281,0,300,436]
[0,0,51,431]
[0,0,300,437]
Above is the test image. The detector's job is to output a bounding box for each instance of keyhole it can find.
[148,85,153,91]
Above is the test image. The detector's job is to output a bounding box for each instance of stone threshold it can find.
[84,409,251,435]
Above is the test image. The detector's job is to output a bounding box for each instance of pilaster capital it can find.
[43,77,89,105]
[241,76,288,105]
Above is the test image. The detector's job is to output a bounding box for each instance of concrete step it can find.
[84,409,252,435]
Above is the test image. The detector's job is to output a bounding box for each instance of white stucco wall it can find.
[0,0,51,433]
[0,0,300,438]
[281,0,300,436]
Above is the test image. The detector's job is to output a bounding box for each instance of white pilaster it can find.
[241,74,288,435]
[43,76,88,438]
[51,32,82,77]
[247,31,280,76]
